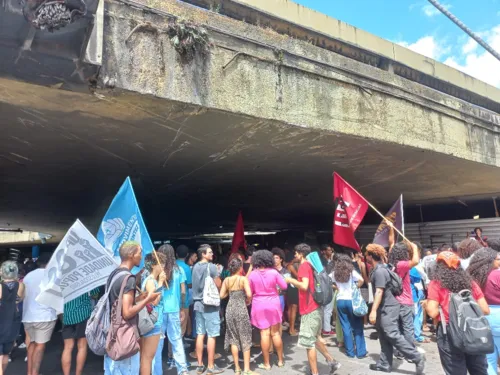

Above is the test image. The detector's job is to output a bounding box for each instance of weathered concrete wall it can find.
[102,0,500,167]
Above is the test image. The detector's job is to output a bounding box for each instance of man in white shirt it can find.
[22,253,57,375]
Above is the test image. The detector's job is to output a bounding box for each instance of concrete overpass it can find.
[1,0,500,244]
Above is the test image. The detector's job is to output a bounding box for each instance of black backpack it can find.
[443,289,494,355]
[385,264,404,297]
[308,263,333,306]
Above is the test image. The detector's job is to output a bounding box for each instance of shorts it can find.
[195,310,220,338]
[62,319,88,340]
[287,286,299,305]
[298,309,322,348]
[24,321,56,344]
[143,325,162,338]
[0,342,14,355]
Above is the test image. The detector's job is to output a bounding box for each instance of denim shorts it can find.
[143,325,162,338]
[195,310,220,338]
[104,352,140,374]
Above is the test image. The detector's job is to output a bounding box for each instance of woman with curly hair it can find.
[467,248,500,375]
[140,253,167,375]
[424,251,490,375]
[156,244,189,375]
[220,257,257,375]
[248,250,287,370]
[330,254,367,358]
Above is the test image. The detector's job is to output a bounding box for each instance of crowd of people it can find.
[0,225,499,375]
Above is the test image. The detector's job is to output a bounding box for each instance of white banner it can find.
[36,219,119,313]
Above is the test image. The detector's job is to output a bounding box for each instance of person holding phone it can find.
[140,253,167,375]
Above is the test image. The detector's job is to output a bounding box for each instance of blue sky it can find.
[294,0,500,87]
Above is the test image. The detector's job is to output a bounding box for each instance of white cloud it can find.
[443,25,500,88]
[398,36,449,60]
[422,3,451,17]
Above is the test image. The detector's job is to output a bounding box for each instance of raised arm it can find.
[408,241,420,268]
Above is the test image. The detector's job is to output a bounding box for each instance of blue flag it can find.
[97,177,154,272]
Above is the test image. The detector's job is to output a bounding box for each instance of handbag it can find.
[203,264,220,307]
[351,277,368,317]
[137,304,159,336]
[106,274,140,361]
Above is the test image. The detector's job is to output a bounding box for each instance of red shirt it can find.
[395,261,413,306]
[298,262,319,315]
[427,280,484,322]
[484,269,500,305]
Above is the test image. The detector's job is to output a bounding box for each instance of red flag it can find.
[231,211,246,254]
[333,173,369,251]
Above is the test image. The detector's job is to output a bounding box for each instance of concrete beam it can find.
[102,0,500,167]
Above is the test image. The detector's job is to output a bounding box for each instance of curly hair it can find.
[388,242,410,266]
[228,257,243,275]
[333,254,353,283]
[366,244,386,262]
[467,247,498,289]
[435,262,472,293]
[294,243,311,257]
[457,239,482,259]
[144,252,166,273]
[251,249,274,268]
[487,239,500,252]
[158,244,179,282]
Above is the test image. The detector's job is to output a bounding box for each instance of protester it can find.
[424,251,490,375]
[22,253,57,375]
[272,247,288,314]
[192,244,223,375]
[388,240,420,358]
[457,238,482,270]
[330,254,367,358]
[0,261,25,375]
[467,247,500,375]
[176,245,193,338]
[286,243,341,375]
[61,288,99,375]
[320,245,336,336]
[285,251,299,336]
[104,242,160,375]
[156,244,189,375]
[140,252,167,375]
[365,244,425,374]
[248,249,286,370]
[352,251,370,325]
[221,253,245,280]
[220,257,257,375]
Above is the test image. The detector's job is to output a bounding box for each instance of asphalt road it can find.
[7,325,446,375]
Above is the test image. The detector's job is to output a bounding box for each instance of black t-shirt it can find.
[370,264,398,308]
[107,267,136,307]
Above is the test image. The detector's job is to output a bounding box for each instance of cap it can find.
[437,251,461,270]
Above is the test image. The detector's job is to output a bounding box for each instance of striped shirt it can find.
[63,288,100,326]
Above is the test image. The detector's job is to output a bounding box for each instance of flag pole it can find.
[153,249,169,289]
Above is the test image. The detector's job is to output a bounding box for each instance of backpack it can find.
[385,264,404,297]
[308,262,333,306]
[106,274,140,361]
[86,270,127,356]
[202,264,220,307]
[443,289,494,355]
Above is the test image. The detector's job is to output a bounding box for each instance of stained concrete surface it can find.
[6,326,446,375]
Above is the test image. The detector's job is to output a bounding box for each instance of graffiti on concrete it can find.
[21,0,87,31]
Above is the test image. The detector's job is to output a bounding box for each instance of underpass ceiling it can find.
[1,77,500,241]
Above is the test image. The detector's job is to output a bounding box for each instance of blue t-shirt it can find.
[409,267,422,303]
[176,260,192,309]
[162,267,186,313]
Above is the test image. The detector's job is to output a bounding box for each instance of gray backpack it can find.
[86,270,128,356]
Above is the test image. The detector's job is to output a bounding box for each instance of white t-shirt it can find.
[22,269,57,323]
[330,270,362,301]
[460,256,473,270]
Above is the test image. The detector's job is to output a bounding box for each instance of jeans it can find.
[104,353,140,375]
[336,299,367,358]
[155,312,188,375]
[323,296,334,332]
[486,305,500,375]
[376,304,421,368]
[436,323,488,375]
[413,290,425,342]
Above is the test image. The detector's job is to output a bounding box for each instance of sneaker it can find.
[327,360,341,374]
[18,343,27,349]
[207,364,224,374]
[415,356,425,375]
[196,365,207,374]
[322,330,334,336]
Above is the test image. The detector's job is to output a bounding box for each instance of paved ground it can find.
[7,326,445,375]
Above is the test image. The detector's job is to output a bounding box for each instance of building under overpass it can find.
[1,0,500,248]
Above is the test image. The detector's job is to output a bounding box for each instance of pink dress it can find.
[248,268,288,329]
